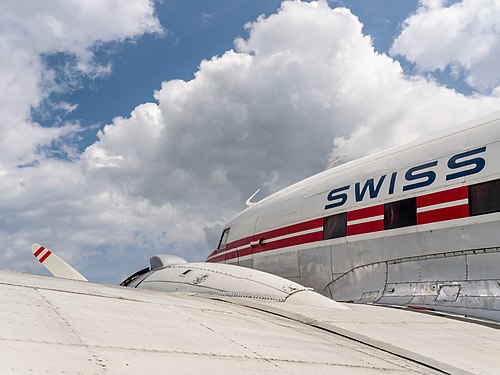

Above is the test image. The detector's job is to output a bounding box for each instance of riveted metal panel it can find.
[467,250,500,280]
[298,245,333,291]
[238,257,254,270]
[328,262,387,302]
[387,256,467,284]
[253,249,300,280]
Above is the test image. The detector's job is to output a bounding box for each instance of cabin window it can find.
[384,198,416,230]
[217,228,230,250]
[323,212,347,240]
[469,179,500,216]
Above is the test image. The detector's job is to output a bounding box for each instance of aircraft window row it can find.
[469,179,500,216]
[323,197,417,240]
[384,198,416,230]
[323,212,347,240]
[217,179,500,249]
[322,179,500,239]
[217,228,230,250]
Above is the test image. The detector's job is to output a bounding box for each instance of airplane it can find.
[2,112,500,373]
[205,111,500,322]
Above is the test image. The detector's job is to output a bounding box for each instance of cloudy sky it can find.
[2,0,500,282]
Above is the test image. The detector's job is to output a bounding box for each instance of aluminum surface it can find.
[3,270,497,374]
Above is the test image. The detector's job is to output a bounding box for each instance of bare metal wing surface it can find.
[1,269,499,374]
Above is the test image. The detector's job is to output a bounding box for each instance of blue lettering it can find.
[325,185,350,210]
[446,146,486,181]
[403,161,437,191]
[324,146,488,211]
[355,176,386,202]
[388,172,397,195]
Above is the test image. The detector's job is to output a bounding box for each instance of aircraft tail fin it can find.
[31,243,87,281]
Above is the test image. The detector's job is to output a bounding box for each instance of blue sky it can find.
[2,0,500,282]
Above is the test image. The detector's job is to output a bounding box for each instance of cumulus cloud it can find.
[0,0,162,277]
[0,0,161,169]
[85,0,500,211]
[391,0,500,92]
[3,0,500,282]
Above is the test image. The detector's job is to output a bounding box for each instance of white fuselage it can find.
[207,113,500,321]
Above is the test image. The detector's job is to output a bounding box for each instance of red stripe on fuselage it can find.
[209,235,253,258]
[206,253,226,263]
[346,204,384,236]
[347,220,384,236]
[209,230,323,263]
[217,218,323,254]
[207,218,323,262]
[347,205,384,221]
[254,218,324,243]
[208,185,475,263]
[252,231,323,256]
[417,186,468,208]
[417,204,469,224]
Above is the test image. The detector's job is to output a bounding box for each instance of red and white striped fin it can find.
[31,243,87,282]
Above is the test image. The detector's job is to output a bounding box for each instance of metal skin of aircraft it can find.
[206,112,500,322]
[2,114,500,373]
[1,243,498,374]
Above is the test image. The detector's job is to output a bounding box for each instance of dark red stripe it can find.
[417,204,469,225]
[252,231,323,255]
[252,218,323,244]
[225,236,253,251]
[212,217,323,256]
[39,250,52,263]
[348,204,384,221]
[206,253,225,263]
[34,246,45,257]
[233,232,314,259]
[208,185,474,263]
[210,231,323,263]
[347,220,384,236]
[207,241,248,261]
[417,186,468,208]
[209,235,253,257]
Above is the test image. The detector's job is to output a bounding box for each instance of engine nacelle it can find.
[149,254,187,270]
[133,261,348,309]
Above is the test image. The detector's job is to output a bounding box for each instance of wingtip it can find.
[29,242,88,282]
[31,243,42,253]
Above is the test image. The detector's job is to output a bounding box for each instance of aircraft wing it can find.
[1,269,499,374]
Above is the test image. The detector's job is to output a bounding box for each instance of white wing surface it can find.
[1,270,499,374]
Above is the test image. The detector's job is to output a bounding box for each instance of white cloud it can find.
[391,0,500,92]
[2,0,500,283]
[85,0,500,206]
[0,1,162,65]
[0,0,161,169]
[0,0,163,277]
